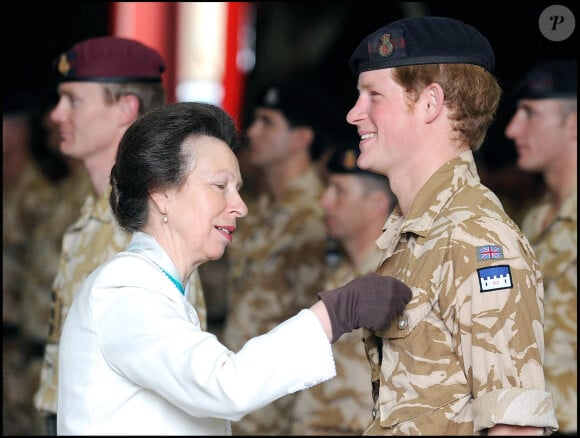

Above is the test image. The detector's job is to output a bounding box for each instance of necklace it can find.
[153,262,185,296]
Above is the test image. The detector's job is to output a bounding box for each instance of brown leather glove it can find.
[317,272,412,343]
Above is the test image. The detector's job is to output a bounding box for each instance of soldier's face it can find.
[50,82,124,164]
[505,99,574,174]
[245,107,295,168]
[321,174,373,241]
[346,69,417,178]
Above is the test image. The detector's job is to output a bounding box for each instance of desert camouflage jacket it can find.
[364,151,558,435]
[222,166,327,434]
[521,187,577,433]
[291,245,382,435]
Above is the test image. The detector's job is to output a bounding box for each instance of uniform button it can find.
[398,315,408,330]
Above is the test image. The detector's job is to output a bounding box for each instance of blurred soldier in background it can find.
[33,36,207,435]
[505,59,577,435]
[222,80,334,434]
[291,141,396,435]
[3,90,90,435]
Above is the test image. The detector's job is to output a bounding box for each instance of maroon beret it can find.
[55,36,165,83]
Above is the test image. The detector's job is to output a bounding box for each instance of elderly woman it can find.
[56,102,411,435]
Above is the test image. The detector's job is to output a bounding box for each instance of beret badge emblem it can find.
[58,53,71,77]
[343,149,357,170]
[379,34,394,57]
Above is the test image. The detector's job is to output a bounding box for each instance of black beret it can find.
[55,36,165,83]
[349,16,495,75]
[254,80,332,131]
[512,59,577,100]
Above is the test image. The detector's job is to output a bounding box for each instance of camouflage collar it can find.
[400,151,477,237]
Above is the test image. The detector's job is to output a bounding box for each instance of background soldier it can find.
[33,37,207,435]
[505,59,577,435]
[291,141,396,435]
[3,91,90,435]
[221,80,334,434]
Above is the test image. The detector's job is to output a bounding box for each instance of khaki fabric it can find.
[3,163,60,327]
[291,247,382,435]
[3,163,89,435]
[520,188,577,433]
[20,167,91,342]
[364,151,558,435]
[223,166,327,435]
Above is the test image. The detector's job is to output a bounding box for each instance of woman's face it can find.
[164,136,248,267]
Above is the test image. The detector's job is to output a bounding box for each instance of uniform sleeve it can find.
[522,197,577,432]
[449,216,558,432]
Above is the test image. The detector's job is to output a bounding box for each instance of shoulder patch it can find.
[476,245,504,261]
[477,265,513,292]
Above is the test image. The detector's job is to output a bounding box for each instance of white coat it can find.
[57,232,336,435]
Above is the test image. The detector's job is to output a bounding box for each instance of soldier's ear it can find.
[422,82,444,124]
[290,126,315,153]
[117,94,140,128]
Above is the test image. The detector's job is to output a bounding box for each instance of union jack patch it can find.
[476,245,504,261]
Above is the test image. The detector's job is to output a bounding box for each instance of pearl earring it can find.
[162,213,168,223]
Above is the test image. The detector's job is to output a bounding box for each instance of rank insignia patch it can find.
[477,265,513,292]
[477,245,504,261]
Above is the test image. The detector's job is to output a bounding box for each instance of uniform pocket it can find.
[371,281,472,430]
[373,281,435,339]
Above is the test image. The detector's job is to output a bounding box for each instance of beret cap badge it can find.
[263,88,280,106]
[379,34,394,57]
[58,53,71,77]
[342,149,358,170]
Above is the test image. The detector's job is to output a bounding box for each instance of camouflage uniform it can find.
[18,167,91,435]
[21,167,91,344]
[3,161,65,435]
[363,151,558,435]
[520,188,577,433]
[291,245,382,435]
[222,166,327,435]
[3,162,58,328]
[34,185,207,418]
